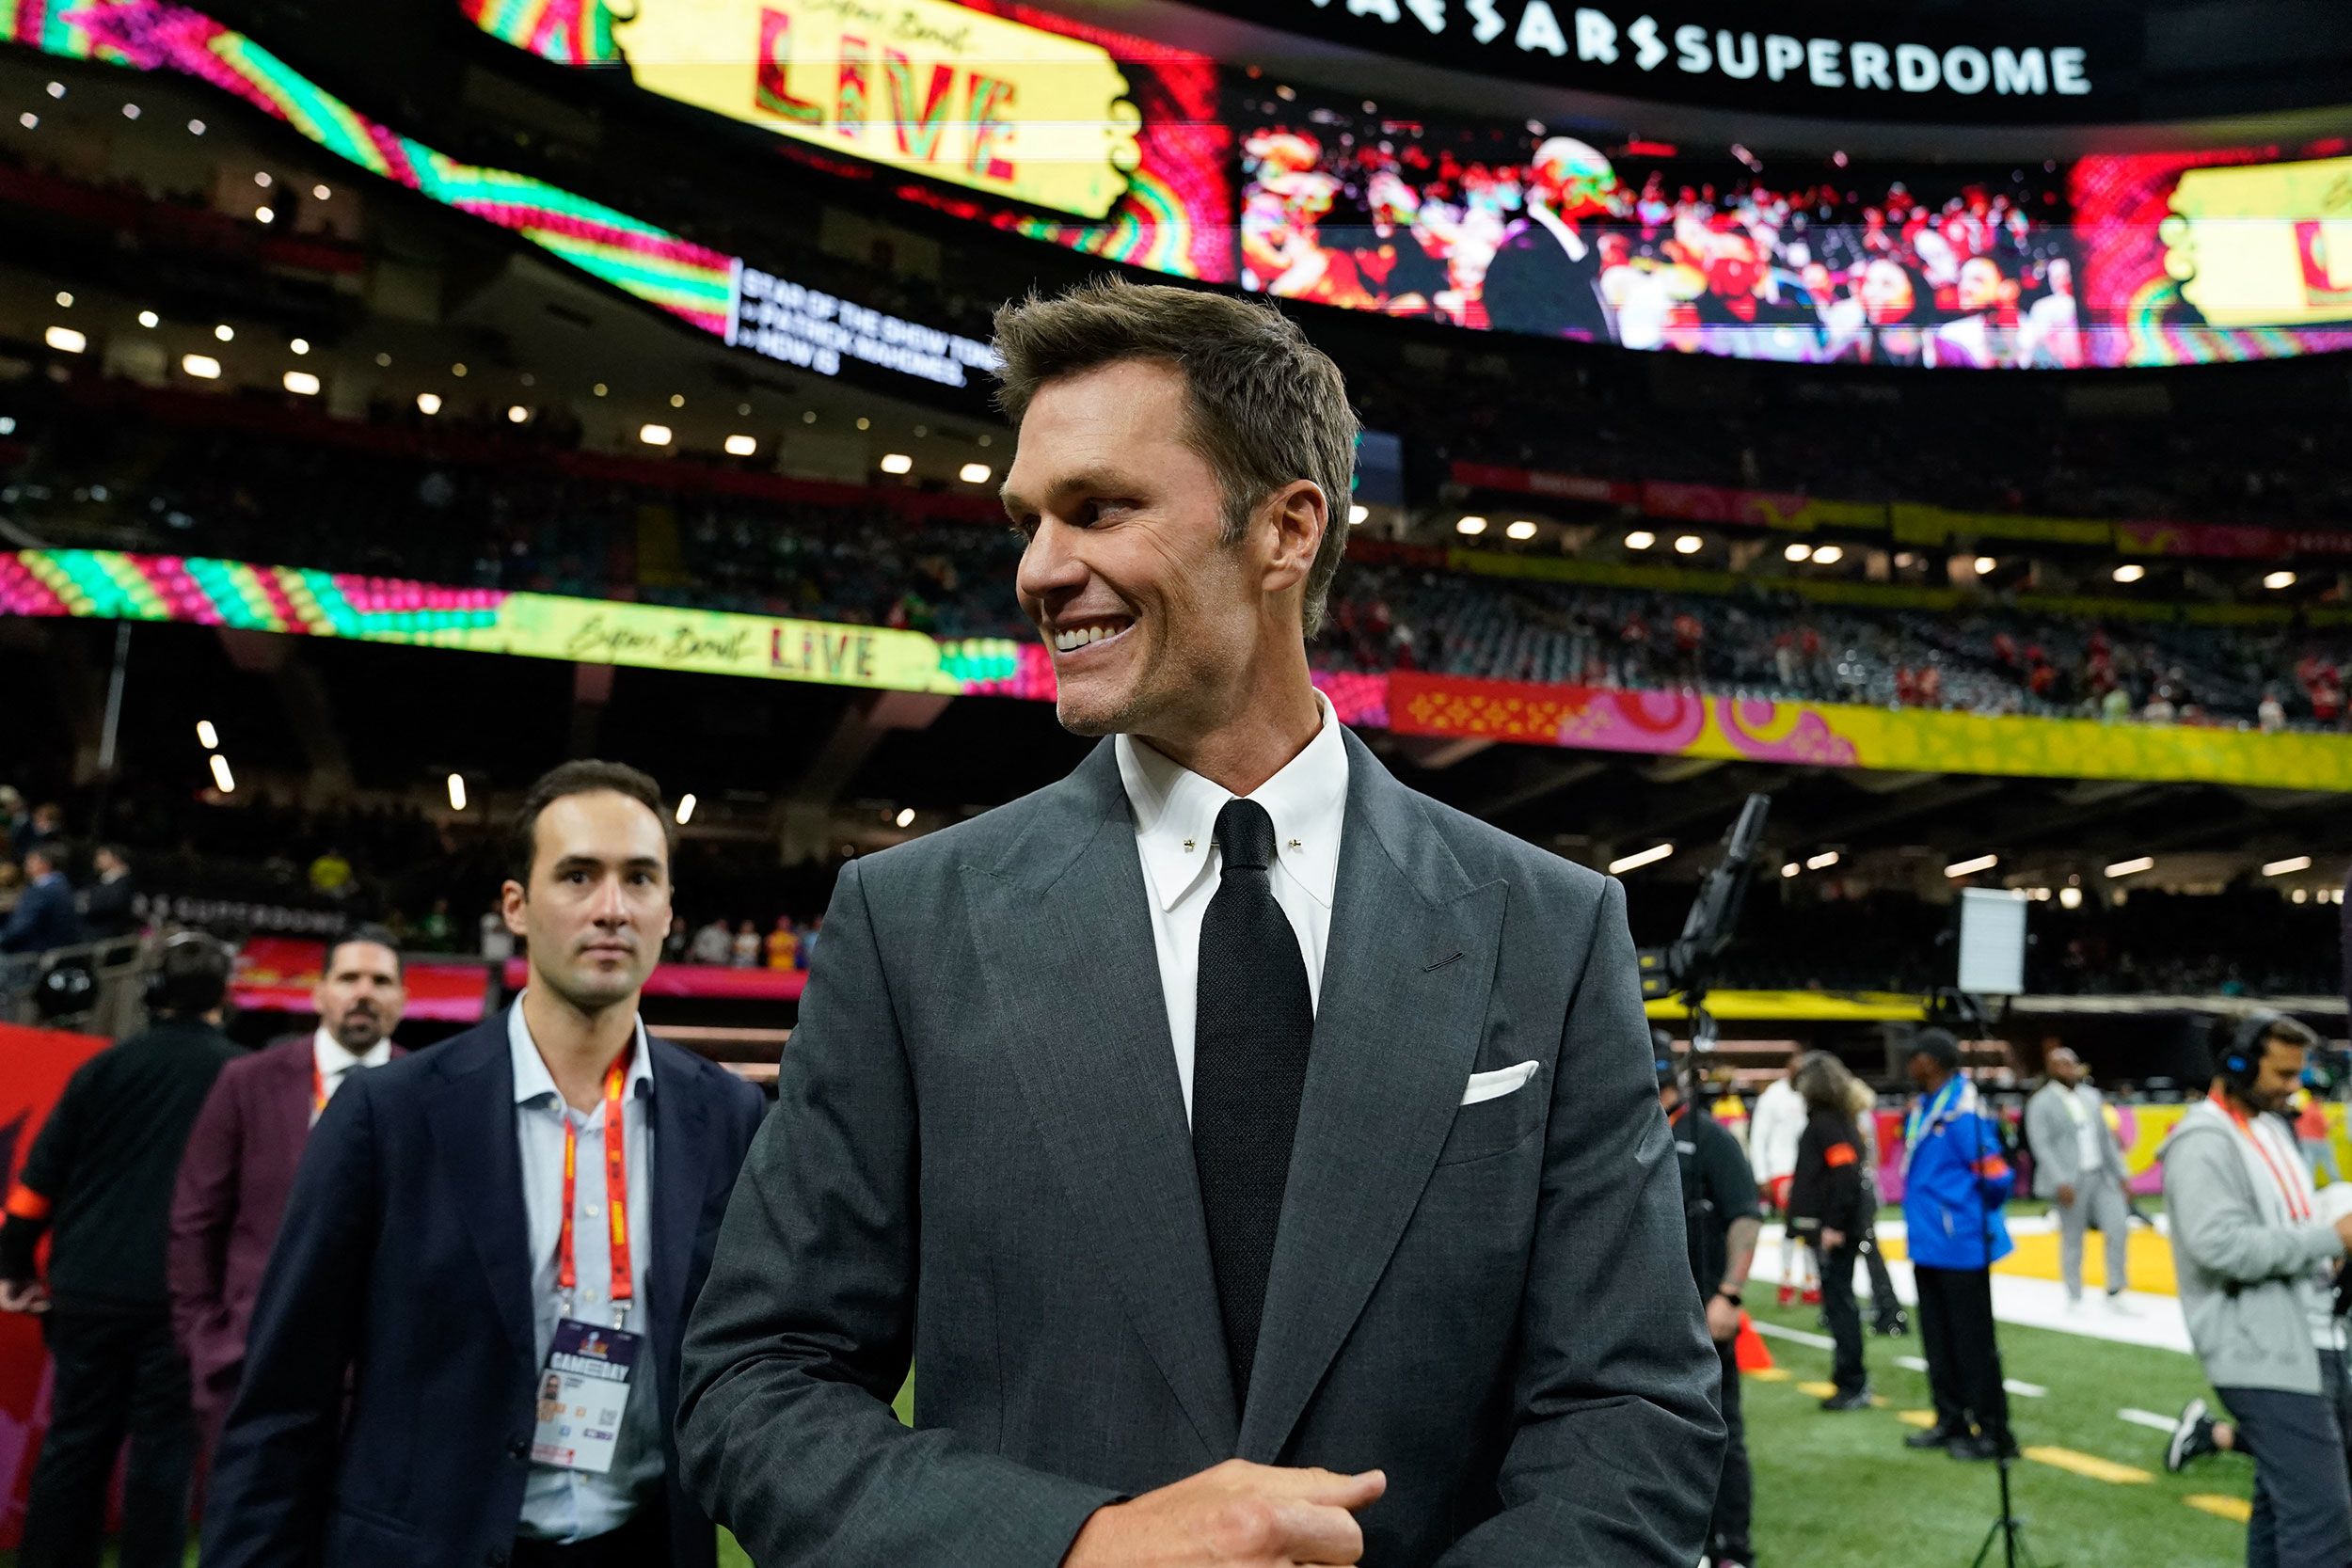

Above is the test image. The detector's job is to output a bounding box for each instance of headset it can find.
[144,930,236,1018]
[2220,1008,2319,1093]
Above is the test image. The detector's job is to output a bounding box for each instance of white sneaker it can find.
[2105,1292,2138,1317]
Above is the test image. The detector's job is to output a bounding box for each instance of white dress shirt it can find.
[1114,692,1348,1123]
[308,1027,390,1125]
[508,1000,663,1543]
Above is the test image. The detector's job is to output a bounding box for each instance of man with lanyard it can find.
[1899,1029,2017,1463]
[2025,1046,2134,1314]
[1659,1039,1762,1568]
[203,761,765,1568]
[2164,1012,2352,1568]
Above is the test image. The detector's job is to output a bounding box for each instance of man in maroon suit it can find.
[168,927,407,1458]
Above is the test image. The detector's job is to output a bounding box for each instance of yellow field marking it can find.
[1899,1410,1936,1429]
[1797,1381,1836,1399]
[1747,1367,1790,1382]
[1876,1227,2178,1296]
[2022,1445,2153,1485]
[2185,1495,2252,1524]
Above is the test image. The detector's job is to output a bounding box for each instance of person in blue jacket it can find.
[1899,1028,2017,1462]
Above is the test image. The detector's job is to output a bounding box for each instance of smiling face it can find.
[1005,358,1305,745]
[502,790,673,1015]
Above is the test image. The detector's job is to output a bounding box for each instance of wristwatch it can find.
[1714,1289,1743,1308]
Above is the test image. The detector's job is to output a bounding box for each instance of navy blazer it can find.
[0,873,84,954]
[201,1011,766,1568]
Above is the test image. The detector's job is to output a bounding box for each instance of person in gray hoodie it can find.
[2163,1012,2352,1568]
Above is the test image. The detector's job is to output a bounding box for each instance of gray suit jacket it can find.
[2026,1081,2128,1198]
[678,731,1724,1567]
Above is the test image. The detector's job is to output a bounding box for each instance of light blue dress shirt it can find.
[508,999,664,1543]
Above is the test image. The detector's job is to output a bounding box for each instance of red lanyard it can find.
[2213,1092,2313,1222]
[557,1056,635,1319]
[312,1058,326,1116]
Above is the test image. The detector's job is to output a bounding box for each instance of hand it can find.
[2057,1183,2077,1209]
[1820,1227,1846,1252]
[1705,1293,1740,1343]
[1063,1459,1386,1567]
[0,1280,50,1315]
[2334,1213,2352,1255]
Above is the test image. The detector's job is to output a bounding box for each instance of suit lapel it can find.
[961,743,1241,1459]
[647,1039,711,1408]
[275,1039,315,1183]
[422,1020,537,1359]
[1239,733,1505,1461]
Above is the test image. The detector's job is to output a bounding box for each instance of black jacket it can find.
[0,1018,238,1310]
[201,1012,765,1568]
[1786,1107,1867,1242]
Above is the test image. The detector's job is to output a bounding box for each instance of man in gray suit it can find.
[2026,1045,2133,1311]
[678,277,1724,1567]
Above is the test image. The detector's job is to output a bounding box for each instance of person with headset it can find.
[0,931,241,1568]
[2162,1010,2352,1568]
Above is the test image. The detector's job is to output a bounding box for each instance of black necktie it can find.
[1191,797,1314,1408]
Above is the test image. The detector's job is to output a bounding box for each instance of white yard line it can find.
[2119,1408,2183,1433]
[1752,1322,1836,1351]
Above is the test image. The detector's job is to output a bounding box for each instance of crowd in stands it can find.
[9,383,2349,731]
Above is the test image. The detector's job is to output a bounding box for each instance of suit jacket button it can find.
[507,1437,529,1460]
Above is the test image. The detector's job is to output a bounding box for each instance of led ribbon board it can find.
[4,0,994,386]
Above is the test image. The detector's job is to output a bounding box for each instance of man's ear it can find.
[1260,480,1328,597]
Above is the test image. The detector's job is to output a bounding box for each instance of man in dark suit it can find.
[680,279,1722,1567]
[203,761,766,1568]
[82,844,138,941]
[1,843,85,954]
[169,926,410,1462]
[1478,136,1622,341]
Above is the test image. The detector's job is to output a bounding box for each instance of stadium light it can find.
[214,324,233,341]
[2105,856,2154,878]
[255,206,275,224]
[1784,543,1812,562]
[17,113,35,130]
[855,417,871,431]
[208,753,235,794]
[45,81,64,97]
[1946,853,1998,879]
[1974,556,1997,576]
[895,807,916,829]
[1781,862,1801,879]
[2113,563,2145,584]
[1624,530,1656,550]
[1813,545,1846,564]
[2265,571,2297,591]
[186,119,204,135]
[1608,843,1674,875]
[960,463,993,484]
[1348,505,1369,527]
[55,291,72,309]
[1455,515,1488,536]
[196,720,218,749]
[254,170,272,187]
[639,423,673,447]
[2263,855,2313,877]
[1674,534,1703,555]
[182,354,222,380]
[138,310,159,328]
[313,183,331,200]
[121,103,139,119]
[282,370,321,396]
[506,405,529,425]
[43,326,86,355]
[591,382,607,397]
[880,452,914,475]
[725,435,757,457]
[2294,888,2311,904]
[415,392,442,416]
[2027,887,2053,902]
[2058,886,2084,910]
[1806,850,1841,871]
[670,393,685,408]
[447,773,468,812]
[675,793,697,825]
[1505,520,1539,542]
[452,363,468,377]
[290,338,310,356]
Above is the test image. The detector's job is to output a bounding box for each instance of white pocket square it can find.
[1460,1061,1539,1106]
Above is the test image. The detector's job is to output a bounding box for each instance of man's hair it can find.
[150,931,233,1018]
[24,840,69,872]
[991,277,1359,636]
[506,760,675,885]
[1793,1051,1855,1115]
[1909,1028,1963,1072]
[95,843,128,866]
[325,923,405,982]
[2260,1015,2322,1053]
